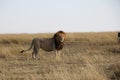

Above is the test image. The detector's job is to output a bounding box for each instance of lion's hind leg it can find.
[32,47,39,59]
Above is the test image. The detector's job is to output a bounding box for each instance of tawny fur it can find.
[21,30,66,59]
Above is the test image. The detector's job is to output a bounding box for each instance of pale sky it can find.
[0,0,120,33]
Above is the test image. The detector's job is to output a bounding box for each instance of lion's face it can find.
[55,31,66,43]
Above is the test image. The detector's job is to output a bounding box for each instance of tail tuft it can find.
[21,50,24,53]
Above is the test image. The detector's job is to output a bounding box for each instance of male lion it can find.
[21,30,66,59]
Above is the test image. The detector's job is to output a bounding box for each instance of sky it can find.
[0,0,120,33]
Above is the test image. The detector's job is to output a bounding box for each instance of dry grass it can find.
[0,32,120,80]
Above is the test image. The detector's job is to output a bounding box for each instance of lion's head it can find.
[53,30,66,50]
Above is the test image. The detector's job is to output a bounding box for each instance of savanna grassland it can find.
[0,32,120,80]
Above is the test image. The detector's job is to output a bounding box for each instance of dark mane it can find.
[53,30,66,50]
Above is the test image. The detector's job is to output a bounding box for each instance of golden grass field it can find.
[0,32,120,80]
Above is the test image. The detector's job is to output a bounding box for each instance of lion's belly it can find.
[41,45,54,51]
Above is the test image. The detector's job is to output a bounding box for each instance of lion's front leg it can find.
[55,50,61,60]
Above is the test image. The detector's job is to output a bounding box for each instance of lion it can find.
[21,30,66,59]
[118,32,120,43]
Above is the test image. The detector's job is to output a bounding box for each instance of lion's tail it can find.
[21,40,34,53]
